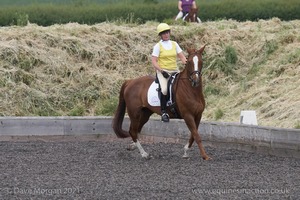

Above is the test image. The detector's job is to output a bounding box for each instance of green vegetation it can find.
[225,45,238,65]
[295,121,300,129]
[0,0,300,26]
[214,108,224,120]
[204,84,221,96]
[97,97,119,116]
[205,45,237,78]
[0,0,174,6]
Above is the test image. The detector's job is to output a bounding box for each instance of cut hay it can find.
[0,18,299,128]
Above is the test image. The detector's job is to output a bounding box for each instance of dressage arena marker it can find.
[240,110,258,125]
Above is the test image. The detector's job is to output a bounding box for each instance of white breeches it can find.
[175,11,183,20]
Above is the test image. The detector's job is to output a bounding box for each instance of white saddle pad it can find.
[147,82,160,107]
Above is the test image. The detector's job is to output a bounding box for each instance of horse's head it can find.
[190,7,198,15]
[185,7,198,22]
[184,45,206,87]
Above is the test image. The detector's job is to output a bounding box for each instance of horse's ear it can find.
[187,48,195,55]
[198,44,207,54]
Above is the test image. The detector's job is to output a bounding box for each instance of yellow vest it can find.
[158,41,177,71]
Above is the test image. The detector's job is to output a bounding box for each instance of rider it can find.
[151,23,187,122]
[175,0,201,23]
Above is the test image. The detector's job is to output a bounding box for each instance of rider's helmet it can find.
[157,23,171,35]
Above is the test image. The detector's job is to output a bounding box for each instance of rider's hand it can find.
[161,70,170,78]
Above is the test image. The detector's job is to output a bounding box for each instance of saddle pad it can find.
[147,82,160,107]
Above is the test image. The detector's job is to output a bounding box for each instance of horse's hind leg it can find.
[135,139,149,159]
[129,125,148,158]
[183,135,194,158]
[129,127,148,158]
[138,108,152,133]
[128,110,151,159]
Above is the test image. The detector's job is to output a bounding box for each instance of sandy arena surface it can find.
[0,139,299,199]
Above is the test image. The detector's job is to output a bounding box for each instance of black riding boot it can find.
[160,94,169,122]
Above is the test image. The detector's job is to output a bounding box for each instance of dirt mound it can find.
[0,19,299,128]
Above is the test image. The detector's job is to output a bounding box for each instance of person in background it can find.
[151,23,187,122]
[175,0,201,22]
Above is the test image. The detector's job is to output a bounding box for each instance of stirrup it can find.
[161,113,169,122]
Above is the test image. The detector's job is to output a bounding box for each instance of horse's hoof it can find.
[203,156,212,160]
[126,143,136,151]
[144,155,152,160]
[182,154,190,159]
[141,152,150,159]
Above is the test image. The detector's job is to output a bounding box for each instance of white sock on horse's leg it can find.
[197,17,202,23]
[183,143,190,158]
[135,140,149,158]
[127,142,137,150]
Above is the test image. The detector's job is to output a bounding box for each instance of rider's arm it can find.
[175,43,187,65]
[178,52,187,65]
[152,56,162,72]
[152,44,163,72]
[178,1,183,11]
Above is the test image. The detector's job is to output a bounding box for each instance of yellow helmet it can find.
[157,23,170,35]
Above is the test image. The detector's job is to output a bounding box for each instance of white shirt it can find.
[152,40,183,57]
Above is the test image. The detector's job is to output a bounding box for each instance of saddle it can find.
[154,72,181,118]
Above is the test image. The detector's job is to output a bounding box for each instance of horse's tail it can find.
[112,80,130,138]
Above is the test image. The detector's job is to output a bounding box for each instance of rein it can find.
[189,70,202,87]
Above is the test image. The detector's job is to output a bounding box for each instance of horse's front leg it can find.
[183,135,195,158]
[184,117,211,160]
[194,130,211,160]
[183,143,190,158]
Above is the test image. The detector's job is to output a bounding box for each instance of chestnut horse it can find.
[112,45,210,160]
[183,7,200,23]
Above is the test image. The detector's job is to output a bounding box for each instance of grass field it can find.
[0,0,108,5]
[0,0,169,6]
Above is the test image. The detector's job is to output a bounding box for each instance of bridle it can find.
[186,52,203,87]
[189,71,202,87]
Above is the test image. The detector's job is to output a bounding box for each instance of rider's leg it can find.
[182,12,189,21]
[157,71,169,122]
[160,94,169,122]
[175,11,183,20]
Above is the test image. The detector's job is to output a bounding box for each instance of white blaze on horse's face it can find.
[193,55,199,79]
